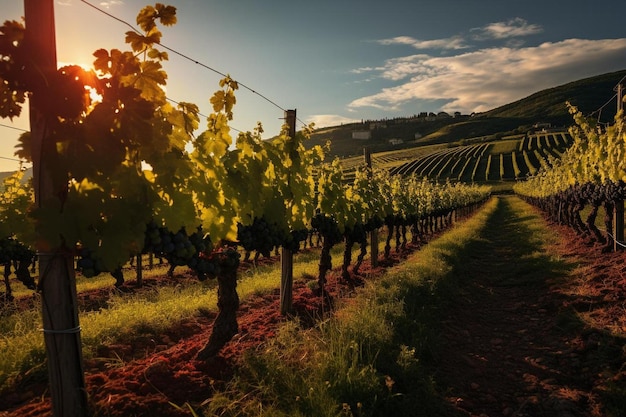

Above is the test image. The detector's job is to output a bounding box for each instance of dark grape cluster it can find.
[364,215,383,232]
[0,236,36,290]
[76,220,238,283]
[188,227,212,254]
[144,221,174,255]
[0,236,34,265]
[167,229,197,267]
[237,217,283,258]
[76,247,105,278]
[345,222,367,243]
[144,222,222,280]
[283,228,309,252]
[143,222,199,266]
[192,246,240,280]
[188,253,217,280]
[217,246,241,269]
[76,247,125,286]
[311,213,342,245]
[186,227,217,280]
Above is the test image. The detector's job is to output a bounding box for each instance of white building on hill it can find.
[352,130,371,140]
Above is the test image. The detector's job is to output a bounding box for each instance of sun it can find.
[58,61,103,105]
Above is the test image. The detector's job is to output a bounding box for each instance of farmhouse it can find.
[369,122,387,130]
[352,130,371,140]
[533,122,551,132]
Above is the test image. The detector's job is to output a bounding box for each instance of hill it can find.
[482,70,625,122]
[0,167,32,183]
[307,69,626,158]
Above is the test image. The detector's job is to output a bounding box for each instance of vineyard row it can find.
[514,104,626,252]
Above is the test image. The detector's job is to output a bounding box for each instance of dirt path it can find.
[434,196,625,417]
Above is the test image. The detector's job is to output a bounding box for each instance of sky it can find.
[1,0,626,172]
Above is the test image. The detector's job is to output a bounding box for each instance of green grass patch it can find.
[488,139,520,155]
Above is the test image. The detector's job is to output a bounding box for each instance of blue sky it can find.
[1,0,626,171]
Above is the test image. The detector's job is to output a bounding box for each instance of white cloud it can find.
[378,54,433,81]
[377,35,468,50]
[99,0,124,8]
[348,38,626,114]
[472,18,543,40]
[307,114,361,128]
[373,19,542,54]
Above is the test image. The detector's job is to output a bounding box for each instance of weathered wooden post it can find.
[364,147,378,268]
[25,1,88,415]
[614,82,624,251]
[614,202,624,251]
[136,254,143,287]
[280,109,297,315]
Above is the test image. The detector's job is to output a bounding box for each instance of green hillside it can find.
[307,69,626,158]
[0,167,32,183]
[483,70,625,122]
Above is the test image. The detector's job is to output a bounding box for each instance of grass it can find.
[454,196,570,288]
[488,139,520,155]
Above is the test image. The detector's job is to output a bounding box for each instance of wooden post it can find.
[614,202,624,251]
[280,109,296,315]
[280,247,293,315]
[24,1,88,416]
[614,82,624,251]
[364,147,378,268]
[136,254,143,287]
[363,146,372,168]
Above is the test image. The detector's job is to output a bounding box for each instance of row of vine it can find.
[514,103,626,252]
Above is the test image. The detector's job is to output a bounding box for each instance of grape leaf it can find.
[136,5,158,32]
[0,78,25,119]
[127,60,167,102]
[155,4,177,26]
[92,48,112,74]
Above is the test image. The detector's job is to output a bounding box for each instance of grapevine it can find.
[514,103,626,251]
[312,158,491,292]
[0,170,36,299]
[1,236,36,301]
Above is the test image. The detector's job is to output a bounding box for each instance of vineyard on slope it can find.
[338,131,573,184]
